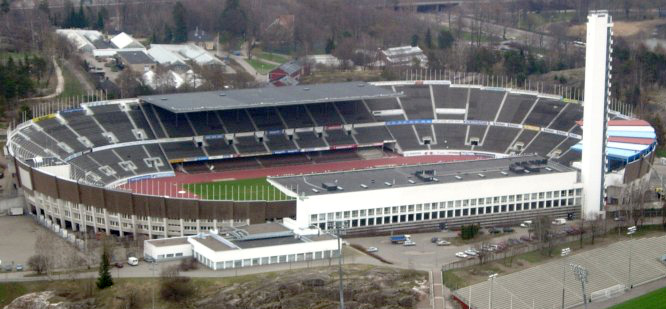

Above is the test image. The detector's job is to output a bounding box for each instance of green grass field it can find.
[609,286,666,309]
[246,58,279,75]
[256,51,290,63]
[58,60,86,98]
[184,177,292,201]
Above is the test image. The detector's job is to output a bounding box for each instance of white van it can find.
[127,257,139,266]
[552,218,567,225]
[520,220,533,228]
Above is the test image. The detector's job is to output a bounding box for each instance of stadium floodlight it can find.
[561,247,571,309]
[570,263,589,309]
[627,226,636,289]
[328,220,348,309]
[488,273,498,309]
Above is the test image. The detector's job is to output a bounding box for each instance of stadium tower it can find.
[582,12,613,219]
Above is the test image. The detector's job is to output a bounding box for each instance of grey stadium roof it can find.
[139,81,401,113]
[271,155,573,196]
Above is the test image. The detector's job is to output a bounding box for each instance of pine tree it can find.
[425,28,432,49]
[411,34,419,47]
[96,251,113,289]
[325,37,335,54]
[1,0,9,14]
[95,11,104,30]
[172,2,188,43]
[164,25,173,44]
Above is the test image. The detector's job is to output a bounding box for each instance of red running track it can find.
[118,155,485,198]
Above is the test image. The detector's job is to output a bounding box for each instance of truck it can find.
[390,235,411,244]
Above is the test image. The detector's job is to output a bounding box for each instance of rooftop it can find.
[271,155,572,196]
[117,51,155,64]
[234,235,304,249]
[147,237,190,247]
[190,236,236,252]
[139,82,400,113]
[238,222,291,235]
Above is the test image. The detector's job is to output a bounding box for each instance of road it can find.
[424,13,562,48]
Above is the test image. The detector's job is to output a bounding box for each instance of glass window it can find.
[424,203,430,210]
[576,189,582,196]
[470,199,476,206]
[376,208,383,215]
[336,212,342,219]
[516,195,522,201]
[539,192,545,199]
[493,197,500,203]
[344,211,350,218]
[416,204,422,211]
[501,196,507,203]
[447,201,454,208]
[463,200,469,207]
[368,209,374,216]
[455,200,461,207]
[546,192,552,198]
[408,205,414,212]
[478,198,484,205]
[319,213,326,220]
[400,206,407,213]
[352,210,358,217]
[554,191,560,198]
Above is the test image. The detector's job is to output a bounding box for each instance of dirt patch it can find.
[569,19,666,39]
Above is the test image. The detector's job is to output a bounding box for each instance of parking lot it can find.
[0,216,40,267]
[348,226,537,270]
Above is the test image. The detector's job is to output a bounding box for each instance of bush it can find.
[460,224,480,240]
[160,266,195,302]
[178,258,199,272]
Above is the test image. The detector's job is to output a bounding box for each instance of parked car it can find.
[436,240,451,246]
[488,227,501,234]
[502,227,514,233]
[507,238,521,246]
[144,256,155,263]
[431,237,440,243]
[366,247,379,253]
[127,257,139,266]
[114,262,124,268]
[613,216,626,222]
[403,240,416,246]
[520,235,531,242]
[520,220,533,228]
[552,218,567,225]
[455,252,468,258]
[15,264,23,271]
[3,264,12,272]
[464,249,478,256]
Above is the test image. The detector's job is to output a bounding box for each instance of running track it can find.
[118,155,485,198]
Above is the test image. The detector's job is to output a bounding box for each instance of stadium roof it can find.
[139,82,401,113]
[271,155,572,196]
[572,119,656,162]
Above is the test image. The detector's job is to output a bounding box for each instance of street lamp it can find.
[570,263,589,309]
[488,273,498,309]
[329,221,348,309]
[561,247,571,309]
[627,226,636,289]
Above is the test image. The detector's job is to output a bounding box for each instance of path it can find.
[19,57,63,102]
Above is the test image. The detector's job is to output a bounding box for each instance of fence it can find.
[442,234,582,272]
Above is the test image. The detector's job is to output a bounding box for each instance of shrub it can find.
[160,266,195,302]
[27,254,50,275]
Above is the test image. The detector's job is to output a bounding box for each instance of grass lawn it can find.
[609,286,666,309]
[246,58,278,75]
[58,60,86,98]
[183,177,291,201]
[256,51,290,64]
[656,148,666,158]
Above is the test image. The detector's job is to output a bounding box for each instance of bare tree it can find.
[27,254,50,275]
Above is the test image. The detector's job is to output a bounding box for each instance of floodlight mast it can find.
[570,263,589,309]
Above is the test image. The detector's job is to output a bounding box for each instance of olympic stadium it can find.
[5,14,656,239]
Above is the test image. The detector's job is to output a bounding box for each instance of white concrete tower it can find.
[582,12,613,219]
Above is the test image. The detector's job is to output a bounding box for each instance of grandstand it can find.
[7,80,657,238]
[453,235,666,309]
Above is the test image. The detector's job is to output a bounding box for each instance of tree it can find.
[437,29,454,49]
[219,0,247,38]
[96,250,113,289]
[1,0,9,14]
[95,11,105,30]
[424,28,433,49]
[325,37,335,54]
[27,254,50,275]
[411,34,419,47]
[172,2,188,43]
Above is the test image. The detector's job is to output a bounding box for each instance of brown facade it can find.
[17,161,296,222]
